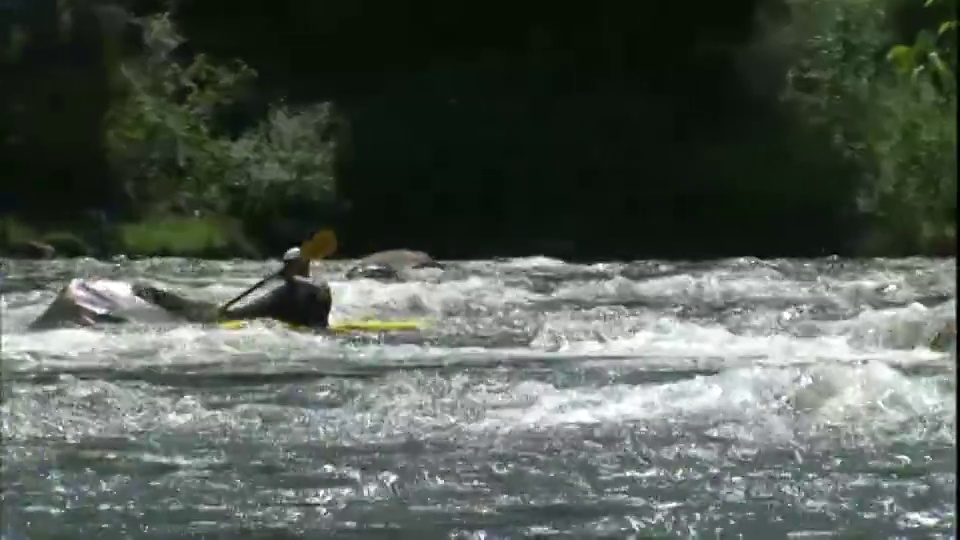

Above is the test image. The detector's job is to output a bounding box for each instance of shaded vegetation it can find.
[117,216,257,258]
[781,0,957,255]
[0,0,955,259]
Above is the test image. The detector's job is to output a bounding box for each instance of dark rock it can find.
[345,249,444,280]
[345,263,402,281]
[41,233,92,257]
[929,320,956,352]
[2,240,56,259]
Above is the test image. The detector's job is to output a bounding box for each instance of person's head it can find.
[281,246,310,281]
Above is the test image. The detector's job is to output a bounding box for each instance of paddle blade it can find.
[302,229,338,260]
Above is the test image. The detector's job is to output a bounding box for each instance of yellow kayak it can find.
[217,318,423,333]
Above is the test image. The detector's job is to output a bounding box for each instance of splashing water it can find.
[1,256,955,538]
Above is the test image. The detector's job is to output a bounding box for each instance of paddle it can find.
[218,229,338,313]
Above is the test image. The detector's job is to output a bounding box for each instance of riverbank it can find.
[0,215,261,260]
[3,1,954,262]
[1,213,955,261]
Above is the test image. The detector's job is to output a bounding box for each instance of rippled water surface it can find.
[1,256,956,538]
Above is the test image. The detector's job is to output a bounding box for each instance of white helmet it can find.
[282,246,302,262]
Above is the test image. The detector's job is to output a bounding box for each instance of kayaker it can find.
[220,246,333,328]
[132,246,333,328]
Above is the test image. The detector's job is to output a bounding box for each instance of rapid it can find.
[1,256,956,538]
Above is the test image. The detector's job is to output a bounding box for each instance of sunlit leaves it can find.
[103,13,338,221]
[887,0,957,92]
[783,0,956,254]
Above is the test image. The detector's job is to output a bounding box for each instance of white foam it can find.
[1,258,954,449]
[328,276,541,320]
[472,361,954,445]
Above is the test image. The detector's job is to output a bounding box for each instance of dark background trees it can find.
[1,0,955,259]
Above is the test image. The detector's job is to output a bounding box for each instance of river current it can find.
[0,256,956,538]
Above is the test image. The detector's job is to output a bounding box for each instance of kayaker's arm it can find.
[133,282,220,323]
[218,278,332,328]
[219,287,283,321]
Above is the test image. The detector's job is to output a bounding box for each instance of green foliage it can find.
[6,2,955,258]
[105,14,250,215]
[224,103,338,219]
[887,0,957,92]
[0,216,97,257]
[0,217,38,245]
[118,216,257,258]
[876,0,957,253]
[104,13,338,238]
[781,0,957,255]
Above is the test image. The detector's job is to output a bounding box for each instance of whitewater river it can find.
[1,256,955,538]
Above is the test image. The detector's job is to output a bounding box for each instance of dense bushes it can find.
[1,7,341,258]
[0,0,955,259]
[102,14,339,254]
[779,0,956,255]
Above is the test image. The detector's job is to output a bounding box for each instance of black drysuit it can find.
[133,276,332,328]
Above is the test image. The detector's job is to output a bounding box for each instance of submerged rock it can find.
[930,320,956,353]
